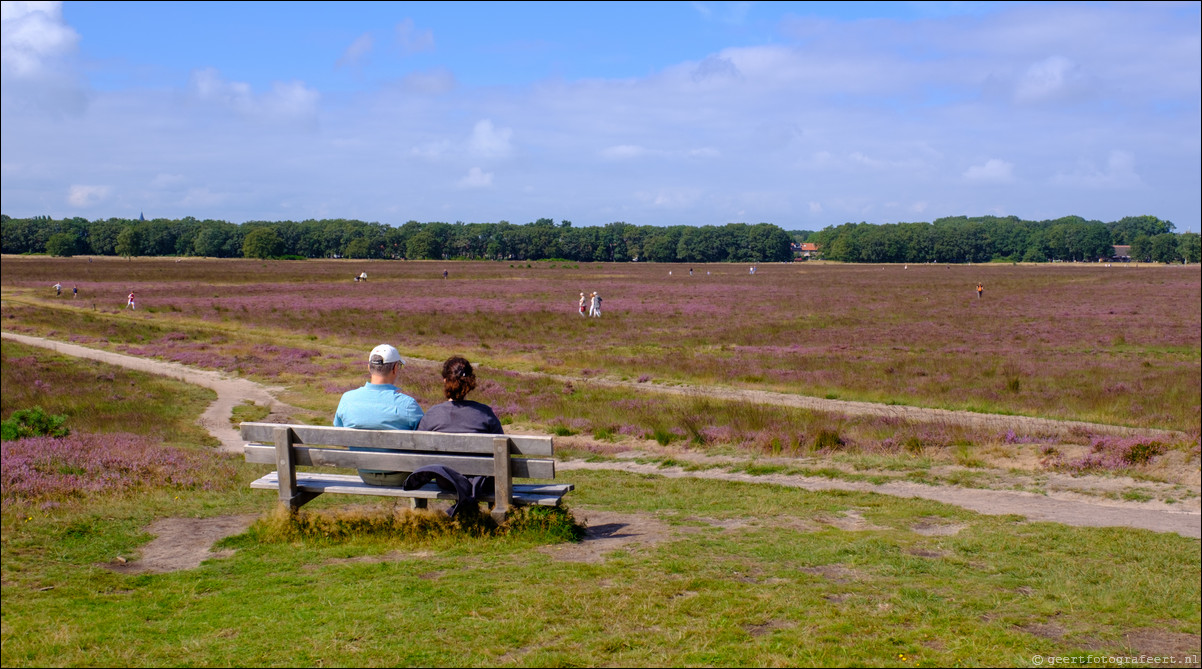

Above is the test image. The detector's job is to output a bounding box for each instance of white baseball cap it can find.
[369,344,403,365]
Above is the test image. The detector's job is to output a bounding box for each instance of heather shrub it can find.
[1042,436,1169,474]
[1,407,69,441]
[1,432,236,510]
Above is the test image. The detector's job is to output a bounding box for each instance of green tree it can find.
[45,232,78,257]
[1148,233,1181,263]
[1107,215,1174,244]
[1129,235,1152,262]
[86,219,125,255]
[344,237,373,259]
[193,224,235,257]
[1178,232,1201,264]
[406,230,442,259]
[242,227,284,259]
[114,226,143,257]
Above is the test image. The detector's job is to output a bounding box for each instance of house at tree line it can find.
[792,242,821,260]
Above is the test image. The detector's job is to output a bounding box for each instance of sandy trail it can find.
[3,331,293,452]
[4,331,1198,539]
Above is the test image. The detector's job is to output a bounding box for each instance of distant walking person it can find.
[126,292,136,310]
[53,282,62,296]
[579,292,587,317]
[72,285,78,298]
[443,269,448,280]
[976,283,984,300]
[590,291,602,318]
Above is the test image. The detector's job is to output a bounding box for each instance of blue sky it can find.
[2,1,1199,232]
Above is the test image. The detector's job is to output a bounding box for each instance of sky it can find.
[2,1,1199,232]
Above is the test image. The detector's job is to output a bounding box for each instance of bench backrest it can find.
[239,422,557,479]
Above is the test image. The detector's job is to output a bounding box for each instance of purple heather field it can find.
[2,256,1199,435]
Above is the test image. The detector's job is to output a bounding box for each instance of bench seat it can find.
[249,471,574,506]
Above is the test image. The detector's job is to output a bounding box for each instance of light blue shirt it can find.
[333,383,424,431]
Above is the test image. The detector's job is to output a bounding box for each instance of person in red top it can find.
[126,292,136,309]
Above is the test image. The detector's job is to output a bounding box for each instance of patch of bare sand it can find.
[1017,621,1200,662]
[814,508,891,532]
[1122,628,1202,662]
[538,510,682,563]
[102,515,258,574]
[911,517,968,536]
[799,564,862,583]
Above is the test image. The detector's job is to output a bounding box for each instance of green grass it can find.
[4,465,1199,667]
[229,400,271,426]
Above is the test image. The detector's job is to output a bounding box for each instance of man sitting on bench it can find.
[333,344,425,485]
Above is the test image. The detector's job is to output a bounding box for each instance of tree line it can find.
[809,215,1200,264]
[2,213,1197,263]
[0,215,795,263]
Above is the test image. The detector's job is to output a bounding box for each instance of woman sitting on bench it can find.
[417,356,503,434]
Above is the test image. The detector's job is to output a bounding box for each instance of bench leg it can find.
[492,437,511,523]
[409,498,428,510]
[279,491,321,513]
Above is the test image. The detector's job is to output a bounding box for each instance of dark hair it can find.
[442,356,476,401]
[369,357,399,375]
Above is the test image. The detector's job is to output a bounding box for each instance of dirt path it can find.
[557,460,1200,538]
[4,331,1199,540]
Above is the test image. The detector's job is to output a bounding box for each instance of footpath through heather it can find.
[3,331,1198,539]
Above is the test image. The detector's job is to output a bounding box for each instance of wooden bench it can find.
[240,422,572,522]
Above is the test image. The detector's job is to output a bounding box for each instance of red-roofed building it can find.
[792,242,821,259]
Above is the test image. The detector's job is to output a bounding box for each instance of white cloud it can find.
[0,0,76,77]
[963,159,1015,184]
[400,68,456,95]
[638,187,704,209]
[336,33,373,68]
[849,152,886,170]
[67,184,109,207]
[150,173,185,188]
[0,0,86,114]
[1014,55,1088,104]
[600,145,648,160]
[1051,151,1142,189]
[691,54,741,84]
[469,119,512,158]
[410,140,452,159]
[396,18,434,54]
[189,68,319,125]
[180,187,227,207]
[458,167,493,189]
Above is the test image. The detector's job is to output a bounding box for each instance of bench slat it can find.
[240,423,554,456]
[250,472,573,507]
[244,444,555,479]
